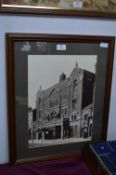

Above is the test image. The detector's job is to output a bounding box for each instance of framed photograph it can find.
[6,33,115,164]
[0,0,116,18]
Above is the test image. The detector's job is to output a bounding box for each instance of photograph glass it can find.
[28,55,97,148]
[6,34,115,164]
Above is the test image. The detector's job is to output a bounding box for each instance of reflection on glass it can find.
[1,0,116,12]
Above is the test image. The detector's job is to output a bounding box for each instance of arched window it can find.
[74,114,77,120]
[73,79,78,90]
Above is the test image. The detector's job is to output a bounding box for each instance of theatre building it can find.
[36,63,95,141]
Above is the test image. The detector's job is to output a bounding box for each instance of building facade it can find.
[28,108,37,140]
[36,63,95,141]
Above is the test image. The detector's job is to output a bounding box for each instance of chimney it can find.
[59,72,66,82]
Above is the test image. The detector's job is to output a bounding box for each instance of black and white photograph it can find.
[28,55,97,148]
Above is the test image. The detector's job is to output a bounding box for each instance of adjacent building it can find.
[28,108,37,140]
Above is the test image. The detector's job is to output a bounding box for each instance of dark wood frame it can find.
[6,33,115,164]
[0,1,116,18]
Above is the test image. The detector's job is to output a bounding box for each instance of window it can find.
[72,99,77,109]
[73,79,78,90]
[74,114,77,120]
[39,112,41,119]
[84,114,88,120]
[65,108,67,115]
[71,115,73,121]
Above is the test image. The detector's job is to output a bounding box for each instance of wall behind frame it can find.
[0,14,116,164]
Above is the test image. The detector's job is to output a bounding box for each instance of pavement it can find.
[28,137,91,148]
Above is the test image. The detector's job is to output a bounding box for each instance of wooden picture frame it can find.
[6,33,115,164]
[0,0,116,18]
